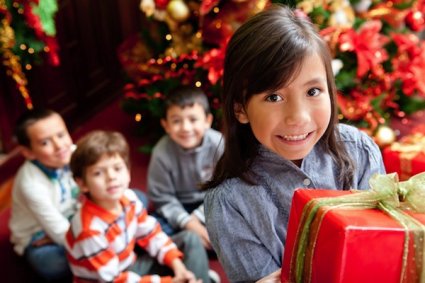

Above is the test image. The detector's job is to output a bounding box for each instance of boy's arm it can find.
[65,228,173,283]
[135,206,184,266]
[147,155,191,229]
[191,204,204,224]
[184,213,211,250]
[14,177,71,244]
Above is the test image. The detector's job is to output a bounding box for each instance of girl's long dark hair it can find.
[203,4,354,190]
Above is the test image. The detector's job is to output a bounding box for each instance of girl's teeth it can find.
[283,133,308,141]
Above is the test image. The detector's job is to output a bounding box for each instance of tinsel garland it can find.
[0,0,59,109]
[0,0,32,109]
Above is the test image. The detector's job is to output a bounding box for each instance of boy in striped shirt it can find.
[65,130,209,282]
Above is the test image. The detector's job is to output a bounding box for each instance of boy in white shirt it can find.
[9,108,78,281]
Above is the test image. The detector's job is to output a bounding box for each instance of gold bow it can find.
[290,172,425,283]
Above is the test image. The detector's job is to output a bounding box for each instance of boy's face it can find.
[78,153,130,211]
[161,103,213,150]
[21,113,73,169]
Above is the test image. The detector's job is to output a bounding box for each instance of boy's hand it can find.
[255,268,281,283]
[184,215,211,250]
[171,258,202,283]
[31,235,54,247]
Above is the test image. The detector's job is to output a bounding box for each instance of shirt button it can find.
[303,178,311,186]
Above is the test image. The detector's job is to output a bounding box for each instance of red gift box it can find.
[281,189,425,283]
[383,133,425,181]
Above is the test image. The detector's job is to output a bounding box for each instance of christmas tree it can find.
[0,0,59,109]
[119,0,425,146]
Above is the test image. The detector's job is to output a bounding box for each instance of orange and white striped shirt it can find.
[65,189,183,283]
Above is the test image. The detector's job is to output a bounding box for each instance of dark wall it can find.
[0,0,142,153]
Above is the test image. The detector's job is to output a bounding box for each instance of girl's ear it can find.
[234,103,249,124]
[75,178,89,194]
[19,145,36,160]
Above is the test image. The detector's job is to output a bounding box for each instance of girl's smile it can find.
[235,52,331,165]
[278,132,311,142]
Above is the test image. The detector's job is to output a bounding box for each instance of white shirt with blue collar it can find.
[9,160,79,255]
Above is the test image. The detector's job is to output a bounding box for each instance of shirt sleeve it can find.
[192,204,205,224]
[147,150,190,229]
[353,129,387,189]
[17,177,70,244]
[65,229,173,283]
[135,207,183,267]
[205,186,280,283]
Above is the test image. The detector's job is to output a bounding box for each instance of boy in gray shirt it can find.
[147,86,224,250]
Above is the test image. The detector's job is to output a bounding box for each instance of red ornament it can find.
[200,0,221,15]
[405,10,425,32]
[155,0,170,10]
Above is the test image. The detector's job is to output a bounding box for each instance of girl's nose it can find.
[284,100,310,126]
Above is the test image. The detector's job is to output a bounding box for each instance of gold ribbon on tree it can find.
[0,0,33,109]
[391,134,425,180]
[290,172,425,283]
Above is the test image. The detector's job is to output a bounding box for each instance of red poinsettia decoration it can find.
[300,0,425,132]
[338,21,389,78]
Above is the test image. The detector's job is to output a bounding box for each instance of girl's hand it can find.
[184,215,211,250]
[171,258,202,283]
[255,269,281,283]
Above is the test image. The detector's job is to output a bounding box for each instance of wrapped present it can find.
[383,133,425,180]
[281,173,425,283]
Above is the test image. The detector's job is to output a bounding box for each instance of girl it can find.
[203,4,385,283]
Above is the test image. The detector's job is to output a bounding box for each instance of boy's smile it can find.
[22,113,73,169]
[161,103,213,150]
[235,53,331,165]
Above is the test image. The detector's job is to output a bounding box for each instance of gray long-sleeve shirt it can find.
[204,124,386,283]
[147,128,224,229]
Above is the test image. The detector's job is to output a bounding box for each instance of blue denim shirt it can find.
[204,124,386,283]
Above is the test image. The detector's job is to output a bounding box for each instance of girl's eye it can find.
[307,88,321,97]
[265,94,283,102]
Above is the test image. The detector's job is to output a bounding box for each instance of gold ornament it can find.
[375,125,396,148]
[167,0,190,23]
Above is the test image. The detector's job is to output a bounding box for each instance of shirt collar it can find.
[32,160,69,179]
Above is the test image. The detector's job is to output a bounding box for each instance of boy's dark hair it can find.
[204,4,355,190]
[163,86,210,118]
[15,108,59,147]
[70,131,130,180]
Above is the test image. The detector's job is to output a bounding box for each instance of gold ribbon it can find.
[391,134,425,180]
[290,172,425,283]
[0,0,33,109]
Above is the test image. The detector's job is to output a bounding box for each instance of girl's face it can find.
[235,53,331,165]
